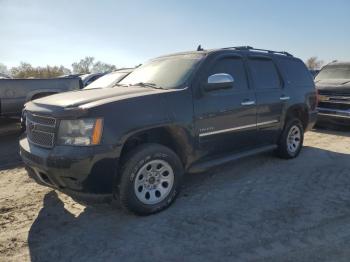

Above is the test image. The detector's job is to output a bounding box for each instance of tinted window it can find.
[208,57,248,91]
[85,76,98,86]
[278,58,313,86]
[248,58,281,89]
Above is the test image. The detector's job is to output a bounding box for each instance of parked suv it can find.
[315,61,350,126]
[20,46,317,215]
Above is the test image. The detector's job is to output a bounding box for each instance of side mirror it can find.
[205,73,234,92]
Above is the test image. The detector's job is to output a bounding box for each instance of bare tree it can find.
[72,57,95,74]
[92,61,116,73]
[305,57,324,70]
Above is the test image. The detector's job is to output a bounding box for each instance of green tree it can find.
[10,62,71,78]
[11,62,34,78]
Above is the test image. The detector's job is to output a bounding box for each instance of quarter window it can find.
[248,58,281,89]
[278,58,314,86]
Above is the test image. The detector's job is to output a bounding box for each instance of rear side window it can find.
[248,58,281,89]
[278,58,314,86]
[207,57,248,91]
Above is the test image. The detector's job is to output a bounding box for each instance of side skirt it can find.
[188,145,277,173]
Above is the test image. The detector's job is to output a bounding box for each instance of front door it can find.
[194,55,257,157]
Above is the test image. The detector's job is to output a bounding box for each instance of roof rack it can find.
[222,46,293,57]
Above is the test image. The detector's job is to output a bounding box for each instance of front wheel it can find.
[276,118,304,159]
[117,144,184,215]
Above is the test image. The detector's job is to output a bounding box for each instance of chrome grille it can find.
[27,113,57,126]
[26,113,57,148]
[318,90,350,97]
[318,102,350,110]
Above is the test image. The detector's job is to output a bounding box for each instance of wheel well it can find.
[285,106,308,129]
[119,127,189,167]
[31,92,56,101]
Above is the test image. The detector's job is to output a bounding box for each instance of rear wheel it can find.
[116,143,184,215]
[276,118,304,159]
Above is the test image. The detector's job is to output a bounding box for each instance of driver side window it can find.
[207,57,249,92]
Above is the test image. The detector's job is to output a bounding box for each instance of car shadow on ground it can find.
[27,145,350,261]
[0,118,22,170]
[0,133,22,171]
[312,125,350,137]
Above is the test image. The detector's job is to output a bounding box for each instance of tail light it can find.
[309,90,318,111]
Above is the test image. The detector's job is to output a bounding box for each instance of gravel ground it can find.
[0,123,350,262]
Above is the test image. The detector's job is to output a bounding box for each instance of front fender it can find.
[25,89,63,102]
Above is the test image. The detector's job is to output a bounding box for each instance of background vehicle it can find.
[84,68,133,89]
[20,46,317,215]
[309,70,320,78]
[80,73,105,87]
[59,73,84,78]
[19,69,133,130]
[316,61,350,126]
[0,73,11,79]
[0,77,82,118]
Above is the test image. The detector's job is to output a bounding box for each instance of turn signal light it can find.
[92,118,103,145]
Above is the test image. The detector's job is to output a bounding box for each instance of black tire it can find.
[116,143,184,215]
[276,118,304,159]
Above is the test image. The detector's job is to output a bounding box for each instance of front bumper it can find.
[20,137,120,195]
[317,107,350,126]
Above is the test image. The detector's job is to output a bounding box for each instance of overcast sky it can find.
[1,0,349,68]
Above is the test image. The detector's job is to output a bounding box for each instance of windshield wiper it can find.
[113,83,129,87]
[130,82,165,89]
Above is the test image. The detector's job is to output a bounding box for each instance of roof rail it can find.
[222,46,293,57]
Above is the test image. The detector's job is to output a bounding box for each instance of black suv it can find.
[315,61,350,126]
[20,46,317,215]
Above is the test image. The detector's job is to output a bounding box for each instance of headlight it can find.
[57,118,103,146]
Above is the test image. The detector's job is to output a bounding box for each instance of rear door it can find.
[194,54,257,156]
[247,56,286,145]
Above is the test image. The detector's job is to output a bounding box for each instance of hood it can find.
[31,86,170,108]
[25,86,176,117]
[316,78,350,86]
[316,79,350,93]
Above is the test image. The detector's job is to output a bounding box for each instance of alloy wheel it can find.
[134,159,174,205]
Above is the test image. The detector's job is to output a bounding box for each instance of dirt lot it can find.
[0,121,350,262]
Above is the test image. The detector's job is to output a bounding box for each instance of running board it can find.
[188,145,277,173]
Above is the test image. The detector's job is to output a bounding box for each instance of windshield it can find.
[315,64,350,81]
[119,54,204,89]
[84,72,128,89]
[80,74,90,81]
